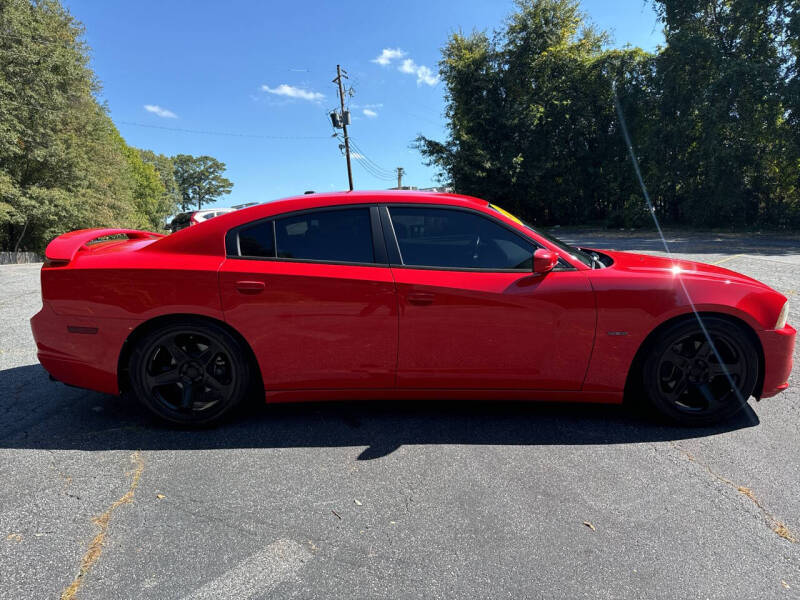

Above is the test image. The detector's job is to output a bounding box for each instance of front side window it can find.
[389,207,535,270]
[275,207,374,263]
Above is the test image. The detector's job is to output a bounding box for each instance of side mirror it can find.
[533,249,558,274]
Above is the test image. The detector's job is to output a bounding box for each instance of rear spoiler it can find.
[45,228,165,263]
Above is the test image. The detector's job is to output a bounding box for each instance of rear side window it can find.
[239,221,275,257]
[275,208,374,263]
[389,206,535,270]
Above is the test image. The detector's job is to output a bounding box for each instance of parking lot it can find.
[0,230,798,599]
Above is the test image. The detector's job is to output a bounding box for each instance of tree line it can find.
[417,0,800,230]
[0,0,233,253]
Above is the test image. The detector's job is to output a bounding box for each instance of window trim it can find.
[225,204,388,267]
[378,204,575,273]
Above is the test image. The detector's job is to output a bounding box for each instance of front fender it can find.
[582,267,785,394]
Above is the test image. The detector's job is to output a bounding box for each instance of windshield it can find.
[488,204,595,268]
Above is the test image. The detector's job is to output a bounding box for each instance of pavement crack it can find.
[671,442,796,543]
[60,451,145,600]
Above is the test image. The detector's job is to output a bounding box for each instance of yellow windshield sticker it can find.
[489,204,524,225]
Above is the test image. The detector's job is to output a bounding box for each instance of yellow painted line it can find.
[61,451,145,600]
[712,253,746,266]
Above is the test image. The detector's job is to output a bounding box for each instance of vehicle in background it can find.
[167,208,235,232]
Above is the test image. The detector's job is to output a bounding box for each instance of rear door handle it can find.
[235,280,266,294]
[407,292,434,306]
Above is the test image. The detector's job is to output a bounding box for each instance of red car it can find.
[31,191,794,426]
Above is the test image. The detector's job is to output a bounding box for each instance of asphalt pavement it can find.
[0,230,798,599]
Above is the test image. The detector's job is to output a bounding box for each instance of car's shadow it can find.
[0,365,759,459]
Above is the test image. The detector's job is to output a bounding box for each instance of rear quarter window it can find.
[238,221,275,257]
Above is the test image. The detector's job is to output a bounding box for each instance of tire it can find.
[642,316,759,426]
[128,320,252,426]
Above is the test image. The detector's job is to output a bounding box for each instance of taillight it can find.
[43,258,69,268]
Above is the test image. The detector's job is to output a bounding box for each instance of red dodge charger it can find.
[31,191,795,426]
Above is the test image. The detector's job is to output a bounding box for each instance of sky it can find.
[64,0,664,209]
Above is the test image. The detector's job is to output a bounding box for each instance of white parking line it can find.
[181,539,309,600]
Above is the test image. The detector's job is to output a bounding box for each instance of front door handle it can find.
[235,280,266,294]
[407,292,434,306]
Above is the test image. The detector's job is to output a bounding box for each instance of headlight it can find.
[775,301,789,329]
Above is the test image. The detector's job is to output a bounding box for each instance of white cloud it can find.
[144,104,177,118]
[372,48,406,66]
[399,59,438,86]
[399,59,416,74]
[415,65,439,86]
[363,108,378,118]
[261,84,324,102]
[373,48,439,86]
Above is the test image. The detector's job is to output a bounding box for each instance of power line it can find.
[354,155,395,180]
[355,158,394,181]
[352,157,396,181]
[117,120,330,140]
[336,134,394,180]
[1,100,332,141]
[347,137,396,177]
[346,137,393,172]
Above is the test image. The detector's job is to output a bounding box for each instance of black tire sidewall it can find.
[643,317,759,426]
[129,320,251,426]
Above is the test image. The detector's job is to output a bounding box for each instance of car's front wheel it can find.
[128,320,251,426]
[643,316,759,426]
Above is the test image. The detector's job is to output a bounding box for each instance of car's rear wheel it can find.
[129,320,251,426]
[643,317,758,426]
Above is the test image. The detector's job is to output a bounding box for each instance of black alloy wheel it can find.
[129,321,251,426]
[643,316,758,426]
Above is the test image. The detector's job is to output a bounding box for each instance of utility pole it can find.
[332,65,354,191]
[396,167,405,189]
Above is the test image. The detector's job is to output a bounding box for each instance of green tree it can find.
[173,155,233,211]
[416,0,654,227]
[121,143,167,230]
[651,0,798,228]
[0,0,156,252]
[0,0,209,252]
[1,0,100,251]
[419,0,799,230]
[139,149,181,219]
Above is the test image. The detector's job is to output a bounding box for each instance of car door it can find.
[219,205,398,390]
[382,204,596,391]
